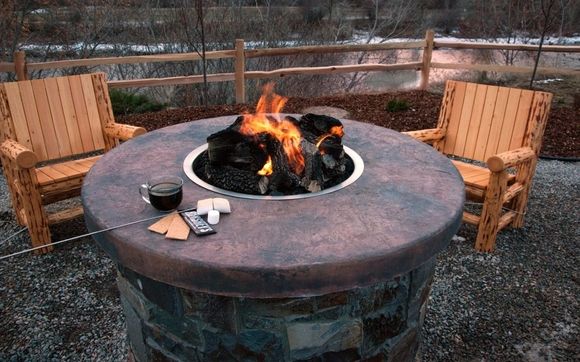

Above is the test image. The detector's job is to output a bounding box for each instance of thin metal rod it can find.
[0,207,196,261]
[464,201,526,216]
[0,227,27,246]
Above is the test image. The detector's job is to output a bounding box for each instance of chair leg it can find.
[18,168,53,254]
[0,158,27,226]
[509,193,527,228]
[511,158,537,228]
[11,182,27,226]
[475,171,508,252]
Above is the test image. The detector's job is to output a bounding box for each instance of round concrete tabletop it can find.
[82,116,464,298]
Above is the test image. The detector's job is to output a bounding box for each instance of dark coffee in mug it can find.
[140,175,184,211]
[149,182,183,211]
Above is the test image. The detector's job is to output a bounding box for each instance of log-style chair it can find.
[403,80,552,252]
[0,72,146,253]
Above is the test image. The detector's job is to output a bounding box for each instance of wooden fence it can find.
[0,30,578,104]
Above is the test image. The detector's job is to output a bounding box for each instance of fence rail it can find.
[2,30,579,103]
[244,41,426,58]
[108,73,236,89]
[26,50,236,71]
[0,63,13,72]
[430,62,578,76]
[434,41,576,52]
[245,62,423,79]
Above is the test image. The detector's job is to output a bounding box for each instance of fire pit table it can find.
[82,115,464,361]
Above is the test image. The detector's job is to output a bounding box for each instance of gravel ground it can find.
[0,160,578,361]
[422,160,579,361]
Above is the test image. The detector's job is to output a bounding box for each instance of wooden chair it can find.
[403,80,552,252]
[0,72,146,253]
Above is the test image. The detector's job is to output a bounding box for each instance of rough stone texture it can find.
[121,296,148,362]
[119,265,184,318]
[287,320,362,359]
[82,116,464,298]
[117,257,436,361]
[300,106,350,119]
[387,328,419,362]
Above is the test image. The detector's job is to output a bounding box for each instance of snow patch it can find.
[535,78,564,84]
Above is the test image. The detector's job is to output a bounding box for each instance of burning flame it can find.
[315,126,345,151]
[240,83,305,175]
[258,156,273,176]
[330,125,345,138]
[316,135,331,149]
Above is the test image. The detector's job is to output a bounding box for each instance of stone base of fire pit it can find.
[118,257,435,361]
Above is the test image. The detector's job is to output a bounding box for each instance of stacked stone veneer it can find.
[117,257,435,362]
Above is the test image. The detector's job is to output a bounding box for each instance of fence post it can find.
[235,39,246,104]
[14,50,28,80]
[420,30,434,90]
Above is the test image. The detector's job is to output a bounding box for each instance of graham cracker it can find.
[165,214,190,241]
[148,213,176,234]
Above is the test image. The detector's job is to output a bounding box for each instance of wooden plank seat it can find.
[35,156,102,205]
[451,160,517,200]
[0,73,146,253]
[36,156,101,186]
[403,80,552,252]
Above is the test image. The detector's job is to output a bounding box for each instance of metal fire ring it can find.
[183,143,364,200]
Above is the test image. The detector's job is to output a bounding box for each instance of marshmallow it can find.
[207,210,220,225]
[212,198,231,213]
[197,197,231,215]
[196,198,213,215]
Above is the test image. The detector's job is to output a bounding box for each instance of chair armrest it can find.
[401,128,445,143]
[486,147,536,172]
[104,123,147,141]
[0,139,37,168]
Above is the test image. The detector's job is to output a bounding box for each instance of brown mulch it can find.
[119,91,579,159]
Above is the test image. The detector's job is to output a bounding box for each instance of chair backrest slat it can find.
[56,76,85,154]
[15,81,49,160]
[437,80,552,162]
[495,88,523,155]
[2,83,34,151]
[0,73,111,162]
[451,82,477,156]
[508,90,535,151]
[441,80,466,155]
[31,79,61,160]
[68,75,97,153]
[472,85,499,160]
[483,86,510,159]
[80,76,106,150]
[44,78,73,156]
[462,84,488,159]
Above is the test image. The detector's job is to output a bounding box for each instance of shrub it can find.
[386,99,409,112]
[109,89,166,115]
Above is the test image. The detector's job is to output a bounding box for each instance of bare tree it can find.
[0,0,36,71]
[340,0,422,92]
[530,0,558,88]
[463,0,536,66]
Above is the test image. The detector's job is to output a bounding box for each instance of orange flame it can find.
[315,126,345,152]
[330,125,344,138]
[316,134,332,149]
[258,156,273,176]
[240,83,305,175]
